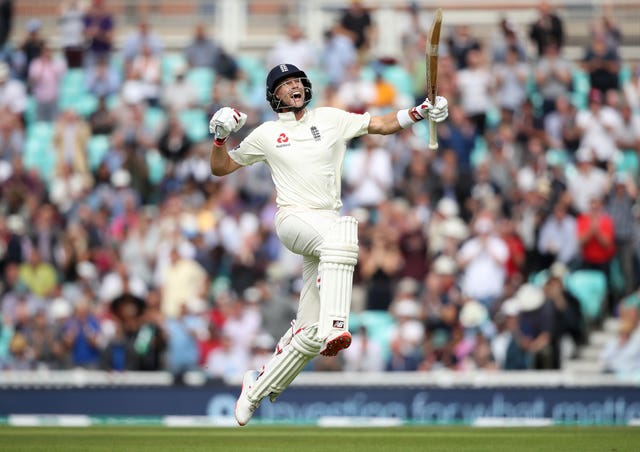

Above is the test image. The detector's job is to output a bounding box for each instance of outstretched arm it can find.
[368,96,448,135]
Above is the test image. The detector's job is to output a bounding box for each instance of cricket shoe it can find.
[235,370,260,426]
[319,331,352,357]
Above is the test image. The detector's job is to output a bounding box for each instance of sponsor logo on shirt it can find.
[276,133,290,148]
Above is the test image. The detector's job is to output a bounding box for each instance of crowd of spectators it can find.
[0,0,639,380]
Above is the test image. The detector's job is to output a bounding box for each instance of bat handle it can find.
[428,120,438,151]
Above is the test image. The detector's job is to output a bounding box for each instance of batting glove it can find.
[209,107,247,145]
[416,96,449,123]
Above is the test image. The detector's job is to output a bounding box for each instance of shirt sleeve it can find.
[327,107,371,140]
[228,128,267,166]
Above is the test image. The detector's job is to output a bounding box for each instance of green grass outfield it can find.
[1,426,639,452]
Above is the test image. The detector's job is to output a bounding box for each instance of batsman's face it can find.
[275,77,305,109]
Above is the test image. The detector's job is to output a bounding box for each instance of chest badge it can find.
[310,126,321,142]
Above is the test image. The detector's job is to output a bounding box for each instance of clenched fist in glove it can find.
[210,107,247,145]
[397,95,449,129]
[416,96,448,123]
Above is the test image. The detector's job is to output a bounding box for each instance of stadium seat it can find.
[161,53,188,85]
[571,68,590,111]
[545,148,570,168]
[185,67,215,105]
[179,108,209,142]
[145,148,166,185]
[86,134,110,170]
[381,64,413,99]
[350,310,396,363]
[615,150,639,176]
[144,106,167,135]
[528,269,549,287]
[471,136,489,167]
[564,269,607,322]
[23,122,55,183]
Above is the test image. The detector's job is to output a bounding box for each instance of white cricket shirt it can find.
[229,107,371,211]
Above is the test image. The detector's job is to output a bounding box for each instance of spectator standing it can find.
[17,19,45,82]
[0,0,12,49]
[83,0,115,67]
[321,24,357,88]
[267,23,317,72]
[28,43,66,122]
[493,44,529,117]
[447,24,482,71]
[533,42,573,118]
[184,23,217,68]
[338,0,375,61]
[58,1,86,68]
[582,31,621,94]
[606,173,638,296]
[528,0,564,57]
[455,48,493,136]
[121,20,163,67]
[576,89,621,169]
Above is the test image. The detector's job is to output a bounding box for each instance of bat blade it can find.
[427,8,443,151]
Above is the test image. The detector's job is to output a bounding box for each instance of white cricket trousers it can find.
[274,207,341,328]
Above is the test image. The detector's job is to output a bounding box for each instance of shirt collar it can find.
[278,109,307,123]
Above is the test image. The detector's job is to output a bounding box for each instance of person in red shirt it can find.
[576,195,616,312]
[577,196,616,266]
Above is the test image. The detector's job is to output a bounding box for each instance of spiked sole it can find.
[320,332,352,357]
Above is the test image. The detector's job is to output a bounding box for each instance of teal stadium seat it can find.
[145,149,166,185]
[471,135,489,167]
[185,67,215,105]
[565,269,607,322]
[86,134,110,170]
[23,121,55,183]
[161,53,187,85]
[144,106,167,135]
[179,108,209,143]
[615,150,639,176]
[381,64,413,100]
[350,310,396,363]
[571,68,590,111]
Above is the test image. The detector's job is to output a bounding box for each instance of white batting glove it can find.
[416,96,449,123]
[209,107,247,144]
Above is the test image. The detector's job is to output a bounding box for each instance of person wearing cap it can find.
[209,63,448,426]
[515,283,559,369]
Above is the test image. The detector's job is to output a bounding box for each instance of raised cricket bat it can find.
[427,8,443,151]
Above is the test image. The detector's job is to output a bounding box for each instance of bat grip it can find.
[428,120,438,151]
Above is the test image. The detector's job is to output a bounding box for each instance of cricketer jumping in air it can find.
[209,63,448,426]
